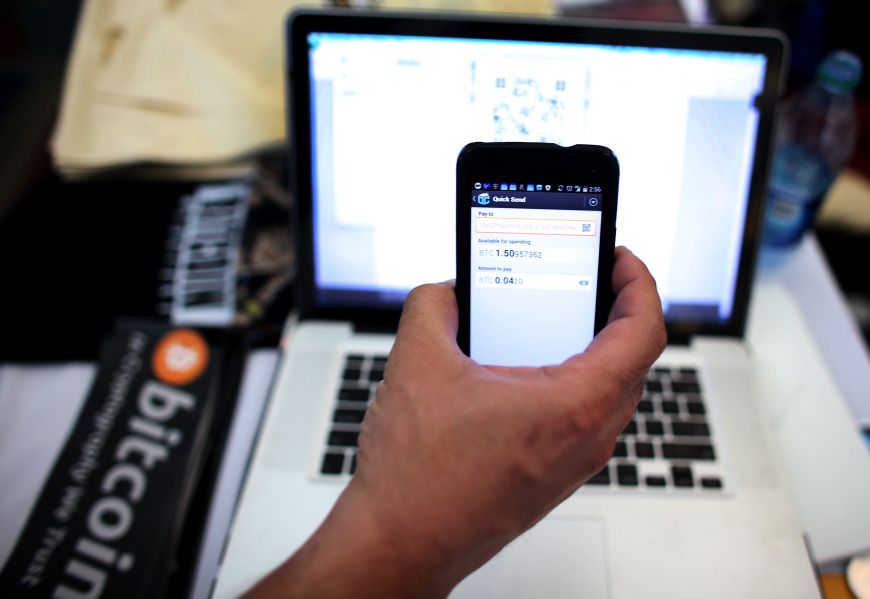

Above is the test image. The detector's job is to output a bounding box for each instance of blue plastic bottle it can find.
[763,50,863,246]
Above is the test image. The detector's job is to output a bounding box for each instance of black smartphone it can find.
[456,142,619,367]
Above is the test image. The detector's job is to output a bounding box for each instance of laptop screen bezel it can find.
[287,8,786,338]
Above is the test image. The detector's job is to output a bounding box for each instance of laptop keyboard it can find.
[319,354,385,476]
[586,366,725,491]
[319,355,725,492]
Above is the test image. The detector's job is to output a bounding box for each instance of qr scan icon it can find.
[582,223,591,233]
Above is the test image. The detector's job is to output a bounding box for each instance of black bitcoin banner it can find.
[0,322,225,598]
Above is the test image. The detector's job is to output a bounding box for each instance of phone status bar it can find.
[474,182,602,194]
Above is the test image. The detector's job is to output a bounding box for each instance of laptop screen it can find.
[291,12,784,336]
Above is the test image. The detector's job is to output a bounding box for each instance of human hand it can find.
[246,246,665,599]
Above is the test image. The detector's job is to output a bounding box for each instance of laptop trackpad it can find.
[451,516,609,598]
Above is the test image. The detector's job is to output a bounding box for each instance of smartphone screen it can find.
[457,144,618,367]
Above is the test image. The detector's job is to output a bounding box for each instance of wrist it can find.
[244,481,457,599]
[329,481,458,597]
[331,477,521,597]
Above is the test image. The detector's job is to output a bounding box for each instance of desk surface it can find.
[758,234,870,427]
[750,235,870,567]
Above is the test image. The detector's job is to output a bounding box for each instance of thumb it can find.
[561,247,666,392]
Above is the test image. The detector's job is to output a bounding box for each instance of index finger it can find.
[384,282,467,384]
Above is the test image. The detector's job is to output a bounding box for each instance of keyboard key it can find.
[321,452,345,474]
[672,381,701,394]
[645,420,664,436]
[617,464,639,486]
[637,400,654,414]
[645,379,663,393]
[677,368,699,382]
[333,408,366,424]
[662,442,716,461]
[342,368,362,381]
[328,430,360,447]
[587,465,610,485]
[612,441,628,458]
[653,367,672,376]
[662,400,680,415]
[686,401,707,415]
[701,477,723,489]
[342,360,362,378]
[350,453,358,475]
[672,465,694,487]
[621,420,638,435]
[338,386,371,402]
[368,368,385,382]
[373,354,389,364]
[671,421,710,437]
[645,475,667,487]
[346,354,365,361]
[635,441,655,459]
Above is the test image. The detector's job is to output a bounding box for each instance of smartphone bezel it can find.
[456,142,619,359]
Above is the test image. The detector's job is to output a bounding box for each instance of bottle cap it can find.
[818,50,863,93]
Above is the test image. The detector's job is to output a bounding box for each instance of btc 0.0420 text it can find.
[478,249,542,259]
[478,276,524,286]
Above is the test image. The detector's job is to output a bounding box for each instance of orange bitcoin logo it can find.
[152,329,209,386]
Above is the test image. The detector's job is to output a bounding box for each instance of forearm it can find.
[243,484,455,599]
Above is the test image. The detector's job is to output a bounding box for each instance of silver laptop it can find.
[213,10,819,597]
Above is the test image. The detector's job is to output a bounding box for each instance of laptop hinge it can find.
[354,321,399,334]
